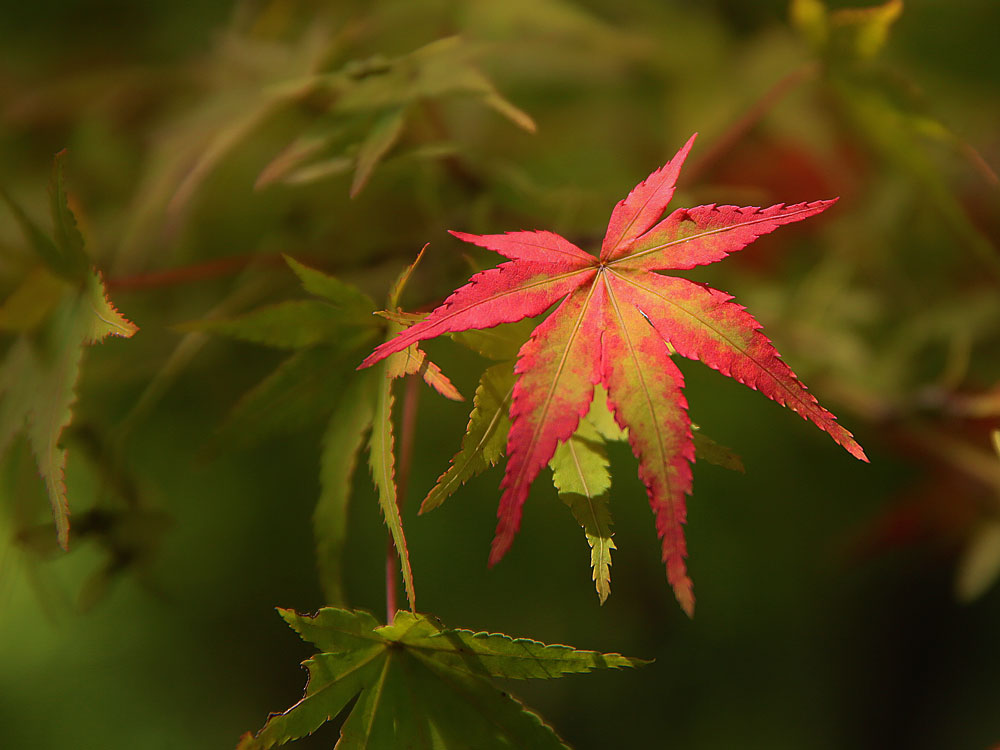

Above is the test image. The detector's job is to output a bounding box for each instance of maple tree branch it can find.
[683,61,819,185]
[386,374,421,621]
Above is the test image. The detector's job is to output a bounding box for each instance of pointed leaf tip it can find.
[601,132,698,260]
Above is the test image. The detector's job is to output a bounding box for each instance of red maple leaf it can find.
[361,133,868,615]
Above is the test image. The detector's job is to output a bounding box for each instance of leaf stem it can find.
[386,374,421,622]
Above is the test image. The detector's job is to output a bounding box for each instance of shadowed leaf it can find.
[239,607,645,749]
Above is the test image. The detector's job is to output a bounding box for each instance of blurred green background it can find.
[1,1,999,748]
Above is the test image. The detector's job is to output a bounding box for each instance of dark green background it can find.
[1,1,998,748]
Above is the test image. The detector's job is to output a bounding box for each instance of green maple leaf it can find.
[0,153,137,549]
[181,251,461,609]
[256,35,535,195]
[238,607,646,750]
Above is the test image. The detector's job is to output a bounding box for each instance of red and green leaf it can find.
[362,133,867,614]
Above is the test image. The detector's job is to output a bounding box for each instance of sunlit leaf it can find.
[551,418,615,604]
[421,362,515,514]
[239,607,646,749]
[362,134,866,615]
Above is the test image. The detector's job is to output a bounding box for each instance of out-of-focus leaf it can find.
[828,0,903,61]
[175,300,359,349]
[2,152,89,280]
[0,160,137,549]
[793,1,1000,277]
[47,153,90,278]
[955,519,1000,603]
[692,425,745,473]
[333,37,535,133]
[792,0,903,61]
[316,373,376,605]
[790,0,828,50]
[256,35,534,195]
[239,607,646,749]
[831,76,999,275]
[282,255,375,315]
[0,267,67,333]
[212,346,363,449]
[350,107,407,197]
[117,24,335,268]
[254,133,335,190]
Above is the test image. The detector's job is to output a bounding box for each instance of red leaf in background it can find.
[361,133,867,615]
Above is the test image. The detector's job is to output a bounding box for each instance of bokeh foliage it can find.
[1,1,999,748]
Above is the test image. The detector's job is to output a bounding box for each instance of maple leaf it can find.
[361,133,867,615]
[238,607,645,749]
[0,153,137,550]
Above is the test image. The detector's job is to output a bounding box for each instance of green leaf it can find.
[240,607,646,749]
[828,0,902,61]
[176,300,360,350]
[450,319,535,362]
[420,362,515,513]
[284,255,376,316]
[790,0,828,50]
[255,133,336,190]
[350,107,408,198]
[691,426,745,473]
[584,385,627,443]
[316,373,377,605]
[955,519,1000,603]
[2,154,88,281]
[368,360,416,611]
[0,163,136,549]
[551,419,615,604]
[48,151,90,279]
[551,420,610,498]
[0,267,68,334]
[213,345,372,449]
[831,76,1000,276]
[116,24,335,266]
[0,189,66,276]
